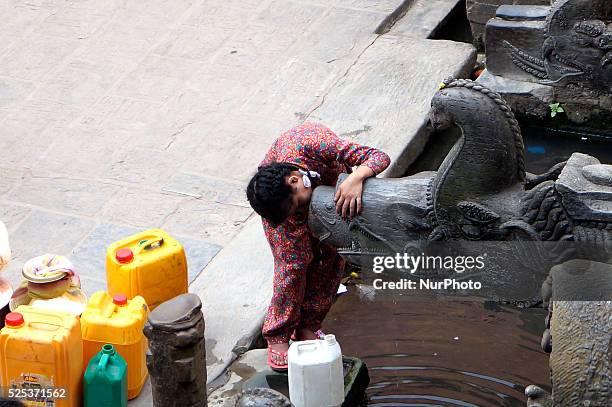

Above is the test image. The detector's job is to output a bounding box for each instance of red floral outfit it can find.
[259,123,390,345]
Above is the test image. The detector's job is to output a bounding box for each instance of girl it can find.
[246,122,390,370]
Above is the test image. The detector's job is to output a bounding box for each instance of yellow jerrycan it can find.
[0,306,83,407]
[106,229,187,309]
[80,291,148,399]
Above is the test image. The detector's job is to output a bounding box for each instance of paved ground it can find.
[0,0,402,291]
[0,0,470,294]
[0,0,476,403]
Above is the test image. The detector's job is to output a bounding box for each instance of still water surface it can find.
[323,290,550,406]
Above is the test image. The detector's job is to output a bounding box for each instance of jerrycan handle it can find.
[296,341,319,356]
[97,344,115,372]
[135,237,164,255]
[98,354,109,371]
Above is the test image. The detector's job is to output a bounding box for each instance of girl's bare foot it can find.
[269,342,289,366]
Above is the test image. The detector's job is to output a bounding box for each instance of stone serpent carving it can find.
[502,0,612,91]
[308,78,611,405]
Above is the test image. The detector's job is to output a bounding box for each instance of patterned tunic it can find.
[259,122,390,344]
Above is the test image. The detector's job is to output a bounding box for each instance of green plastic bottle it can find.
[84,344,128,407]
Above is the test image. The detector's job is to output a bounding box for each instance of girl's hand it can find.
[335,166,374,219]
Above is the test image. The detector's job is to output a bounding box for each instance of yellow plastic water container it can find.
[0,306,83,407]
[80,291,148,399]
[106,229,188,309]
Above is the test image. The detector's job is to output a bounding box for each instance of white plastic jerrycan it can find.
[288,334,344,407]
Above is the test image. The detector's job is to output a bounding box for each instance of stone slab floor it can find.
[0,0,478,404]
[0,0,473,294]
[0,0,409,291]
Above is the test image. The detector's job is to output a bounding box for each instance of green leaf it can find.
[551,110,557,118]
[557,106,564,113]
[549,103,560,110]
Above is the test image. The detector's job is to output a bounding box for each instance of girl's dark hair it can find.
[247,162,299,226]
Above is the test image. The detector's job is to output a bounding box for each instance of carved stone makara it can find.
[310,79,611,298]
[486,0,612,92]
[308,78,611,405]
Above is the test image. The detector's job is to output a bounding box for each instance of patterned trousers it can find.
[263,241,345,345]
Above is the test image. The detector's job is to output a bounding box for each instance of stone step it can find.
[386,0,464,38]
[308,36,476,177]
[207,349,370,406]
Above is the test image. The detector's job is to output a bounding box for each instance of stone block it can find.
[163,172,250,208]
[70,223,142,281]
[154,23,233,60]
[79,96,162,129]
[485,17,547,82]
[9,176,120,217]
[114,55,204,102]
[187,138,272,183]
[466,0,549,48]
[212,1,326,71]
[4,99,82,134]
[78,276,107,296]
[0,34,78,81]
[0,3,53,56]
[161,198,252,246]
[0,168,25,197]
[133,109,211,152]
[308,36,476,176]
[240,58,340,119]
[0,203,31,233]
[30,126,128,179]
[251,1,327,36]
[390,0,463,38]
[467,1,504,25]
[0,78,35,110]
[33,58,128,107]
[101,188,185,228]
[0,109,11,122]
[178,63,264,112]
[288,6,381,64]
[0,2,54,35]
[139,113,230,161]
[37,2,119,39]
[8,210,95,274]
[121,0,197,25]
[0,123,43,169]
[178,236,222,284]
[1,259,23,295]
[183,0,260,29]
[326,0,406,13]
[70,10,168,63]
[102,147,184,186]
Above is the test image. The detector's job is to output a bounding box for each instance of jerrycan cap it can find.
[5,312,24,327]
[115,248,133,264]
[113,294,128,306]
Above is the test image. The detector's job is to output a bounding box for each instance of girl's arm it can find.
[304,124,391,218]
[306,125,391,176]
